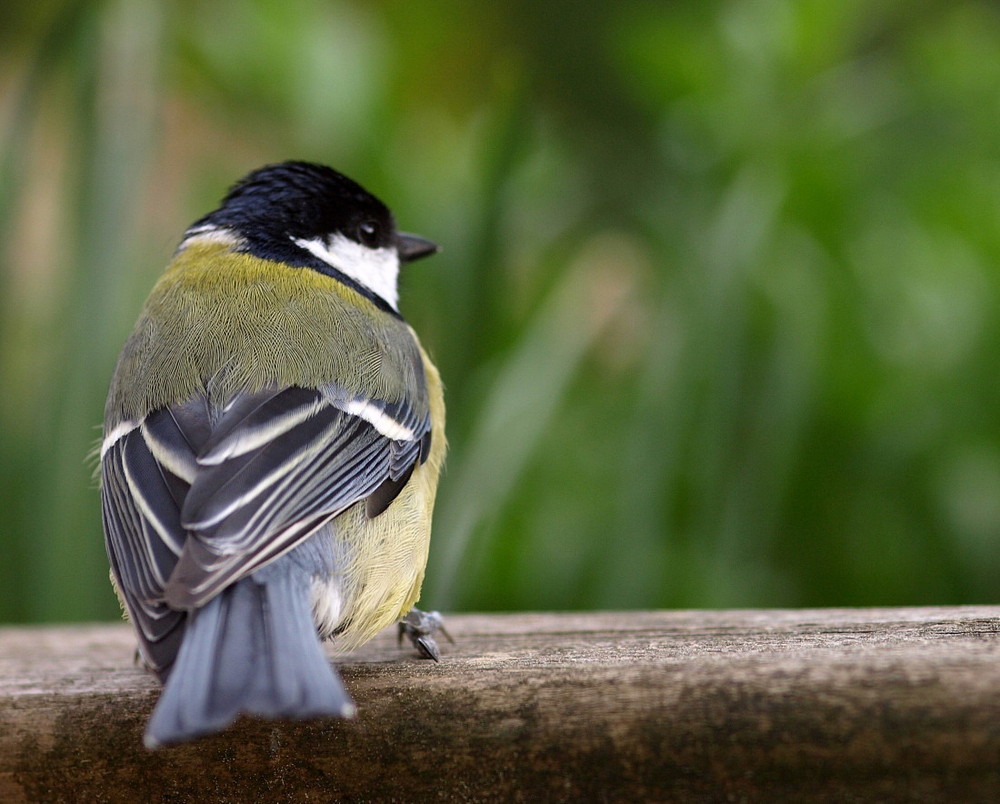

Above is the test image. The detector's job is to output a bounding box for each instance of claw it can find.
[398,608,454,661]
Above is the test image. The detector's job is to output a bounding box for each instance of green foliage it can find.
[2,0,1000,622]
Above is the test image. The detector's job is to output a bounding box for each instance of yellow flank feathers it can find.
[319,347,447,651]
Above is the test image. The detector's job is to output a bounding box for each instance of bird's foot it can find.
[398,608,454,661]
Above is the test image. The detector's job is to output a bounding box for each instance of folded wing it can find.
[100,385,429,675]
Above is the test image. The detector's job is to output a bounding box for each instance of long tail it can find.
[144,571,354,749]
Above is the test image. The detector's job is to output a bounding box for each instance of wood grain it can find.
[3,608,1000,802]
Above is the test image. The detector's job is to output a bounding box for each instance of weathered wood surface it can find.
[2,607,1000,802]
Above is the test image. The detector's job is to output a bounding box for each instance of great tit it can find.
[99,161,446,748]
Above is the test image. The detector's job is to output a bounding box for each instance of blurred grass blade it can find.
[28,0,164,621]
[428,235,634,608]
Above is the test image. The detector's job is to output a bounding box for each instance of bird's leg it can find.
[398,608,454,661]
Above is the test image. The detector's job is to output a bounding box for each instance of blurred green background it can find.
[2,0,1000,624]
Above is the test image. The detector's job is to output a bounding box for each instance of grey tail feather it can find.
[144,573,355,749]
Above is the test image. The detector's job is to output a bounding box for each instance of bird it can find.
[99,161,447,748]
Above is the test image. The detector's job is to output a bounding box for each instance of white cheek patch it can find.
[292,232,400,311]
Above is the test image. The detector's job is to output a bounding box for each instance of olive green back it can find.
[105,242,427,427]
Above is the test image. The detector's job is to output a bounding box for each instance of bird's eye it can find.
[358,219,381,248]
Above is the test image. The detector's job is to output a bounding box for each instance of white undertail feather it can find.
[310,575,343,637]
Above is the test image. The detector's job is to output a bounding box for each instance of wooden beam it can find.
[3,608,1000,802]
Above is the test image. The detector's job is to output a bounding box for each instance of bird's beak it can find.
[397,232,439,264]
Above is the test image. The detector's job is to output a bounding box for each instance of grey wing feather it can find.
[101,432,187,676]
[101,383,430,669]
[169,385,430,608]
